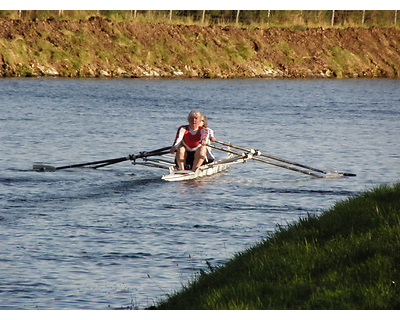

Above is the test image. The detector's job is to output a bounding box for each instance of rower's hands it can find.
[210,137,216,142]
[171,140,209,152]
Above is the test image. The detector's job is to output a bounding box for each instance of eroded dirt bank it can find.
[1,17,399,78]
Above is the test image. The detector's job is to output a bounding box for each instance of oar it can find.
[208,144,324,178]
[33,156,130,171]
[214,140,356,177]
[33,146,172,171]
[93,149,171,169]
[129,146,172,160]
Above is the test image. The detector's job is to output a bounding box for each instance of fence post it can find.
[236,10,240,25]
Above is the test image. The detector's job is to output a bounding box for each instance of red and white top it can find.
[172,125,209,152]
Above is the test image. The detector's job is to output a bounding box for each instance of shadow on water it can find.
[1,167,165,218]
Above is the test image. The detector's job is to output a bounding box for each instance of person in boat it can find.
[170,110,211,171]
[201,115,216,163]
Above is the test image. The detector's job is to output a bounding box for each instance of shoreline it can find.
[1,18,399,79]
[151,183,400,309]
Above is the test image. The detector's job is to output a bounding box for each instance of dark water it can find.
[1,78,399,309]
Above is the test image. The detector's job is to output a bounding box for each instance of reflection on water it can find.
[0,78,399,309]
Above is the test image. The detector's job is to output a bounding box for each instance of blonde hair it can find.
[187,109,202,122]
[202,115,208,127]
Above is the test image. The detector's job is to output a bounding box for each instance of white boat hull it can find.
[161,155,247,182]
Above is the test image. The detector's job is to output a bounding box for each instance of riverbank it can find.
[150,183,400,309]
[1,17,399,78]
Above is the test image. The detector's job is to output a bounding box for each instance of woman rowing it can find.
[170,110,211,171]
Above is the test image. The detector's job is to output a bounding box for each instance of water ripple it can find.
[1,78,398,309]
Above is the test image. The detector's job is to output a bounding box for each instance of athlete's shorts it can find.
[176,150,213,170]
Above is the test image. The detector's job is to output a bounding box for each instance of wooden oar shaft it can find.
[92,158,131,169]
[208,144,247,158]
[215,140,326,174]
[208,144,324,178]
[215,140,356,177]
[252,156,324,178]
[55,156,129,170]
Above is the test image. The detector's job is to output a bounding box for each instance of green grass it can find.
[150,183,400,309]
[329,45,367,77]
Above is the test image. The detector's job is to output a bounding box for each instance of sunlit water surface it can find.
[0,78,399,309]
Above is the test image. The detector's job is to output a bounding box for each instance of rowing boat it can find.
[161,154,250,182]
[32,141,356,180]
[128,148,252,181]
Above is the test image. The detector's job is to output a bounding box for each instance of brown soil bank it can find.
[1,17,399,78]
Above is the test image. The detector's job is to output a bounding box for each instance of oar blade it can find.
[32,163,57,172]
[322,170,357,178]
[339,172,357,177]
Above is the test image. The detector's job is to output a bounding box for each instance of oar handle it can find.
[129,147,172,160]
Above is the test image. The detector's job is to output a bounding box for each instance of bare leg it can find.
[192,146,206,171]
[176,145,186,170]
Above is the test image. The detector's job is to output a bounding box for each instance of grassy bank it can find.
[150,183,400,309]
[1,18,399,79]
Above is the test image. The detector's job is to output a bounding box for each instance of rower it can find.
[201,115,216,163]
[170,110,210,171]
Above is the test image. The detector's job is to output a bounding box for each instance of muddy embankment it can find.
[0,17,399,78]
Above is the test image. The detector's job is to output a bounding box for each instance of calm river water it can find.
[0,78,399,309]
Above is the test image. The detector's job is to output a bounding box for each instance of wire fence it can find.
[1,10,398,28]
